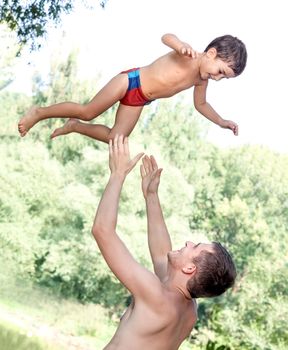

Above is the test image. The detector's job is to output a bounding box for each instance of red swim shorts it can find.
[120,68,154,107]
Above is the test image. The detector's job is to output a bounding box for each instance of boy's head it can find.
[204,35,247,76]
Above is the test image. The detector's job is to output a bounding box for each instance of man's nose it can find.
[186,241,194,247]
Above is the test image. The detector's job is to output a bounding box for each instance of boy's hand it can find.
[140,155,162,199]
[109,135,144,177]
[178,42,198,58]
[221,119,239,136]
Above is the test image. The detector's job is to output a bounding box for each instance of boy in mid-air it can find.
[18,33,247,142]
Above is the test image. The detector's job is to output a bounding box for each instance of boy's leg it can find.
[18,73,129,137]
[50,119,111,143]
[108,103,144,140]
[50,104,144,144]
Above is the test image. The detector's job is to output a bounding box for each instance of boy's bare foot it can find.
[18,106,40,137]
[50,118,78,139]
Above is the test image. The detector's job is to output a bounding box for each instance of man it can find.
[92,134,236,350]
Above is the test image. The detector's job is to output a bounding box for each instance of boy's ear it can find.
[182,264,196,275]
[206,47,217,59]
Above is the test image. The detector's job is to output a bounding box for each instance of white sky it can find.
[9,0,288,153]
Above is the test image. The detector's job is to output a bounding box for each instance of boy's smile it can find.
[201,60,235,81]
[208,61,235,81]
[199,49,236,81]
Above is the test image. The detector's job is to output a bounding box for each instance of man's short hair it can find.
[187,242,236,298]
[204,35,247,76]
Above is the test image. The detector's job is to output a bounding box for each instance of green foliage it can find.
[0,0,72,51]
[0,24,19,89]
[1,49,287,349]
[0,0,108,52]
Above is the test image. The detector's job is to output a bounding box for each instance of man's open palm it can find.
[109,134,143,176]
[140,155,162,198]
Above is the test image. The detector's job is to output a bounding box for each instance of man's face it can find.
[168,241,214,267]
[200,49,235,81]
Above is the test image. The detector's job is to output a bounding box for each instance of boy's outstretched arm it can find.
[92,136,163,300]
[161,33,198,58]
[140,155,172,281]
[194,83,239,135]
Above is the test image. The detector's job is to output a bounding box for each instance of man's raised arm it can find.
[140,155,172,281]
[92,136,163,299]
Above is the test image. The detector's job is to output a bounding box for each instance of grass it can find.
[0,319,55,350]
[0,262,116,349]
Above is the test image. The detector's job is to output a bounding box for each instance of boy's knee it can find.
[81,105,95,121]
[107,130,116,141]
[108,128,129,141]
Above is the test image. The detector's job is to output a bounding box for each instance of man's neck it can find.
[163,278,192,301]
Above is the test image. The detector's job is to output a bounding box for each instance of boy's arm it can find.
[161,33,197,58]
[141,156,172,281]
[92,136,163,301]
[194,83,238,135]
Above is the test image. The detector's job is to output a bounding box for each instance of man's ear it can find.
[182,264,196,275]
[206,47,217,59]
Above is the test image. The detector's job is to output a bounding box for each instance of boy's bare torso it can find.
[104,290,197,350]
[140,51,203,100]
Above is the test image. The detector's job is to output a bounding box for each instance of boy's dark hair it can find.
[187,242,236,298]
[204,35,247,76]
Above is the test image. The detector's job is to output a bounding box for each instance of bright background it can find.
[10,0,288,152]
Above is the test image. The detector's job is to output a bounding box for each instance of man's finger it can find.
[146,155,153,173]
[109,139,113,156]
[150,155,158,171]
[113,134,119,153]
[123,136,129,154]
[131,152,144,169]
[157,168,163,178]
[140,164,145,177]
[118,134,124,152]
[151,168,158,180]
[143,155,152,173]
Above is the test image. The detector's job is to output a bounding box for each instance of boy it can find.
[18,33,247,141]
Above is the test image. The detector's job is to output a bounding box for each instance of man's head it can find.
[204,35,247,77]
[186,241,236,298]
[168,241,236,298]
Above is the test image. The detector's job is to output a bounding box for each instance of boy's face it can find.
[200,48,235,81]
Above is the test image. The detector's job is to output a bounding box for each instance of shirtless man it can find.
[92,134,236,350]
[18,33,247,141]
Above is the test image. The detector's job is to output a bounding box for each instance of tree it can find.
[0,24,19,89]
[0,0,108,53]
[2,44,288,348]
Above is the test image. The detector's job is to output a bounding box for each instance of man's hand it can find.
[109,134,144,177]
[140,155,162,199]
[221,119,239,136]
